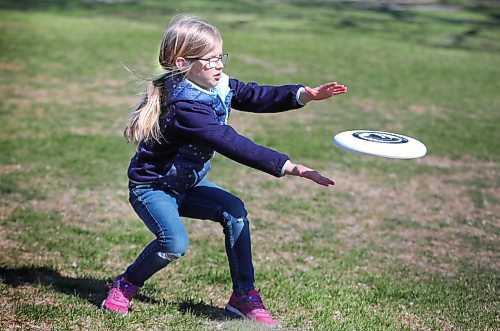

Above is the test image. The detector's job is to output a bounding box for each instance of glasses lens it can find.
[208,59,217,68]
[205,54,229,68]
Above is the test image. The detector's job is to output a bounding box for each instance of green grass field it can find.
[0,0,498,330]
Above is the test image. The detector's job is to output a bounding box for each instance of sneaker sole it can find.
[226,304,277,328]
[225,304,245,319]
[101,300,128,317]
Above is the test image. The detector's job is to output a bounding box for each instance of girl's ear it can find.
[175,57,187,69]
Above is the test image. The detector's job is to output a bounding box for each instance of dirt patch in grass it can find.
[349,97,450,121]
[0,164,23,175]
[417,154,498,170]
[4,77,138,109]
[1,76,137,137]
[27,186,133,231]
[228,111,271,139]
[0,61,25,72]
[408,103,449,118]
[0,226,20,257]
[238,54,300,76]
[400,311,432,331]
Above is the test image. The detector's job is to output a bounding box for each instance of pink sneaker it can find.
[225,289,277,328]
[101,276,138,316]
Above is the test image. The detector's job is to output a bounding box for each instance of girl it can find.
[102,14,347,328]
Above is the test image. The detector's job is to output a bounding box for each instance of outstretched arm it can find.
[299,82,348,105]
[284,161,335,187]
[229,77,305,113]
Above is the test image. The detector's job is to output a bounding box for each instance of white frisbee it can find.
[333,130,427,159]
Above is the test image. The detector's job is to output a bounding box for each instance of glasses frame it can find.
[191,53,229,68]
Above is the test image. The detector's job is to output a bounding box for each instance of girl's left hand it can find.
[301,82,348,104]
[285,162,335,187]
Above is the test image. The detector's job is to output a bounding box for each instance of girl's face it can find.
[185,40,224,90]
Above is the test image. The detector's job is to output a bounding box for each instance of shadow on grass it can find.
[178,298,229,321]
[0,265,158,307]
[0,265,233,321]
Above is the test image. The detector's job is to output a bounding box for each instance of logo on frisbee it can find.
[352,131,409,144]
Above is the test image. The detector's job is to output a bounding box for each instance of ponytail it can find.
[124,14,222,144]
[124,81,163,144]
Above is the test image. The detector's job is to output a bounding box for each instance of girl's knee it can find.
[223,197,247,219]
[219,196,248,230]
[156,250,184,262]
[157,231,189,260]
[221,211,249,244]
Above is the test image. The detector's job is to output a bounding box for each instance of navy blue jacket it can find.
[128,74,304,192]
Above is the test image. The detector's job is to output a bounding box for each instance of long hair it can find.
[124,14,222,144]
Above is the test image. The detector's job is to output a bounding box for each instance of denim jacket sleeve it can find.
[171,101,290,177]
[229,78,305,113]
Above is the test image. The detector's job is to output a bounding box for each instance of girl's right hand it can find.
[285,162,335,187]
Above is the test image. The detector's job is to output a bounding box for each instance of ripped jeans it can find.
[124,179,254,295]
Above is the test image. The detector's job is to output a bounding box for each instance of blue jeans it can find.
[123,178,254,295]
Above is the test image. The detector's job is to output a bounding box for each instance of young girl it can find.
[102,14,347,328]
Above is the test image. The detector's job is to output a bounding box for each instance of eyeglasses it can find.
[191,53,228,68]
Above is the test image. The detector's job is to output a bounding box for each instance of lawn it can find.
[0,0,498,330]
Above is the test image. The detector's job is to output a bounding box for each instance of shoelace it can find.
[110,280,136,303]
[244,294,266,310]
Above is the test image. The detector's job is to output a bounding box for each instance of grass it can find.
[0,0,499,330]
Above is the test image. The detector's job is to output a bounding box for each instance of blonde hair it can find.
[124,14,222,144]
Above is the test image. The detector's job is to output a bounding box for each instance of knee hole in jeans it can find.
[221,211,248,227]
[156,232,189,259]
[221,211,249,248]
[157,251,183,262]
